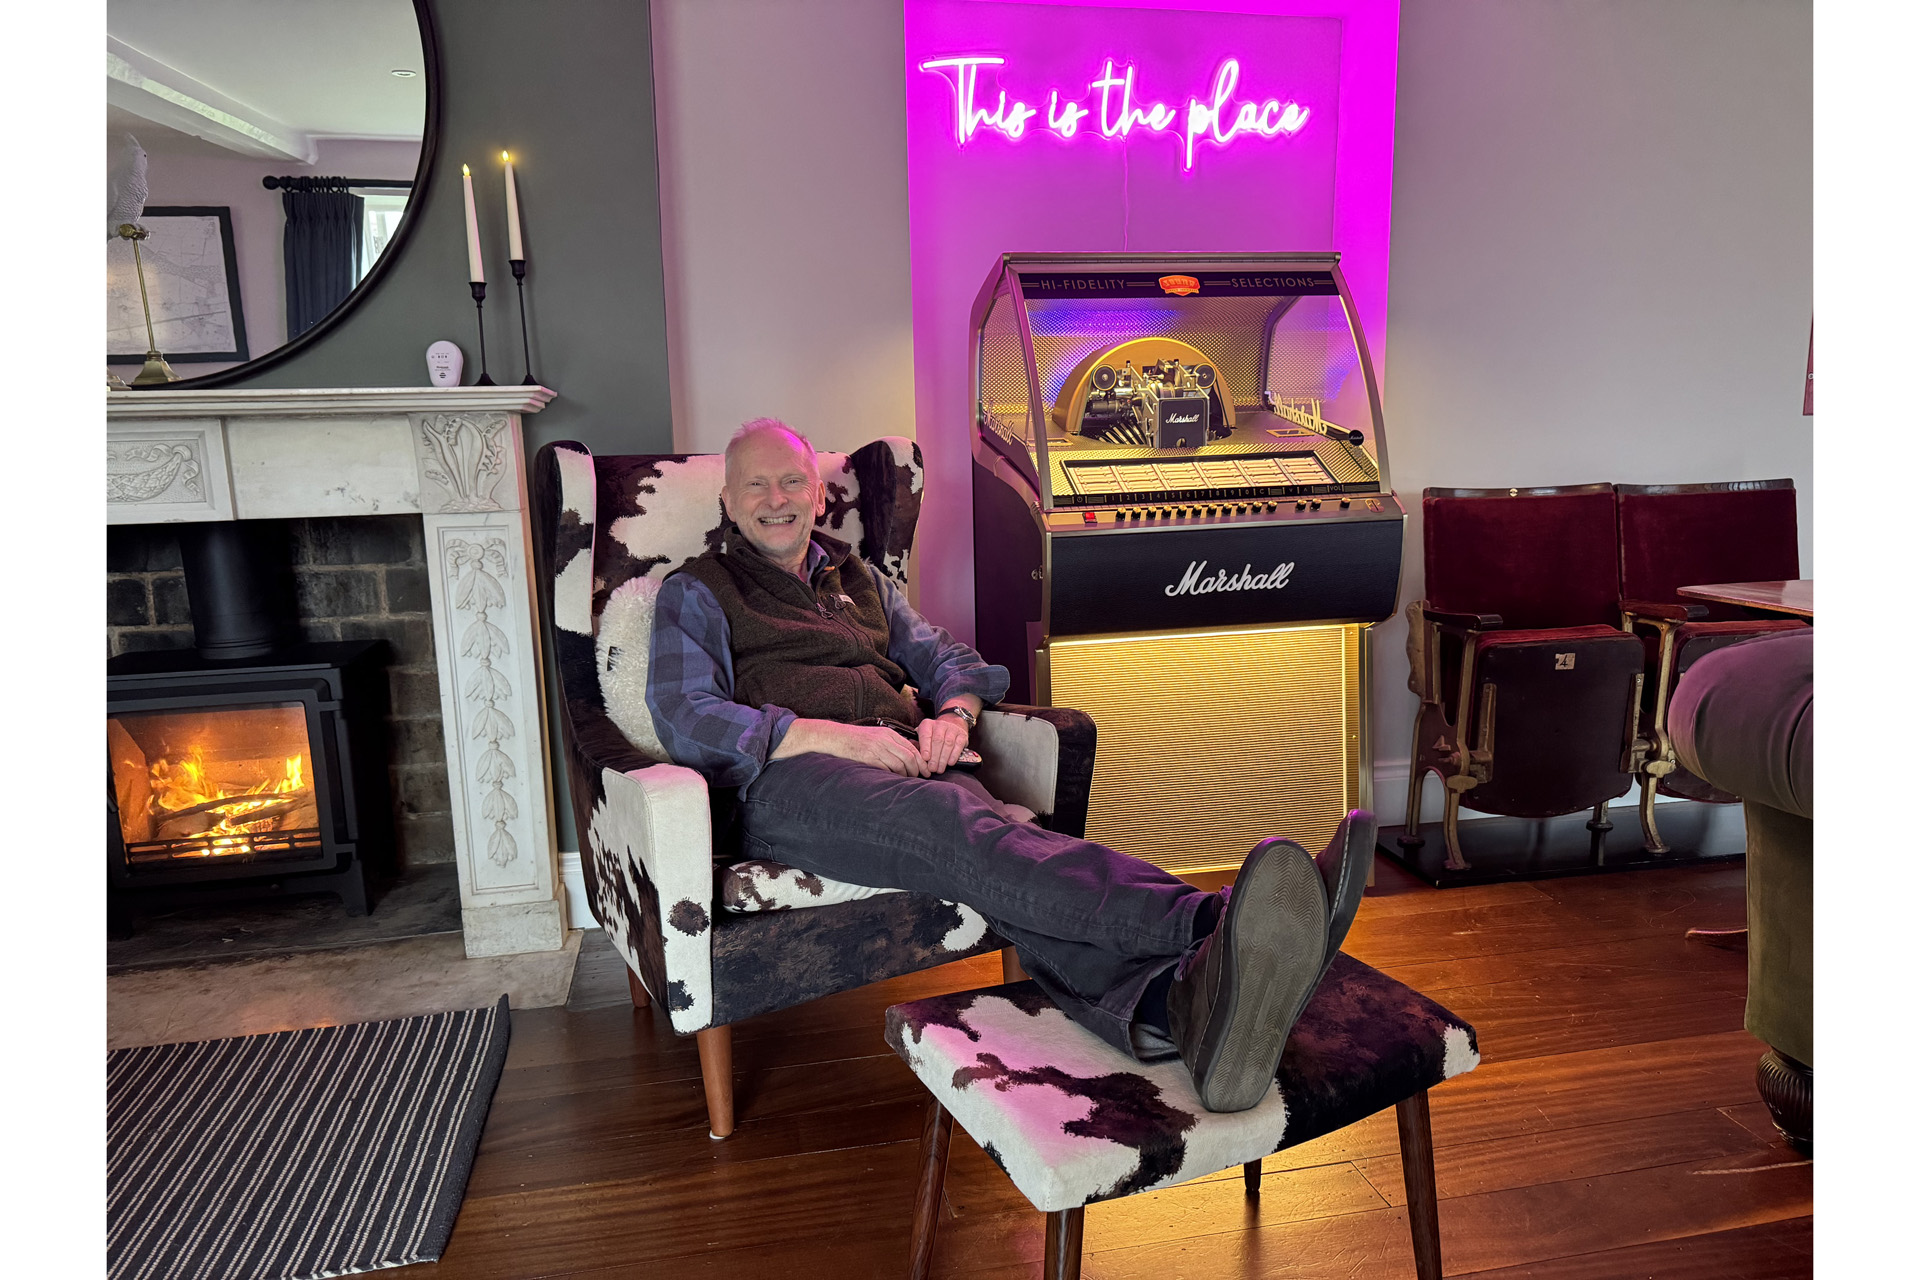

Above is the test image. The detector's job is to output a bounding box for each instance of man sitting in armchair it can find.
[646,418,1369,1113]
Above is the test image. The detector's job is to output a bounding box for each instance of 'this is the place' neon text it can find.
[918,55,1311,170]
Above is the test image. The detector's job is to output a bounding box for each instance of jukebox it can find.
[970,253,1403,875]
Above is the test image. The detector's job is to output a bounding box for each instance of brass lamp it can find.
[116,223,180,386]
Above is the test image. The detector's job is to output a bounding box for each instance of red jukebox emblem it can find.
[1158,274,1200,296]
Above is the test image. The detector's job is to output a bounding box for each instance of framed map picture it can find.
[108,206,251,364]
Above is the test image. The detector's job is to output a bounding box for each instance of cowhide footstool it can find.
[886,953,1481,1280]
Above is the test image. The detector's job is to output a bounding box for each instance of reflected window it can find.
[357,191,411,281]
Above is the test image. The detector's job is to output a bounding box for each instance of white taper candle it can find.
[503,152,524,261]
[462,163,484,283]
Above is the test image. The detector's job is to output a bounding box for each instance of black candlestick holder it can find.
[510,259,537,385]
[469,280,496,386]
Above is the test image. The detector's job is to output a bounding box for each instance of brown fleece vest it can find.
[674,530,922,725]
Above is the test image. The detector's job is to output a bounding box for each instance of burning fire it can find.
[148,750,313,857]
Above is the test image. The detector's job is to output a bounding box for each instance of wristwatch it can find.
[938,705,978,729]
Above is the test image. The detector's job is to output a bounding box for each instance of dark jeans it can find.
[740,752,1213,1059]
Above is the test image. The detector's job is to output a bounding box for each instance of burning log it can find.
[153,790,314,836]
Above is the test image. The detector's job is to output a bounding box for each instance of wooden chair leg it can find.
[1396,1090,1443,1280]
[1243,1158,1262,1196]
[907,1100,954,1280]
[1002,946,1028,983]
[626,968,650,1009]
[696,1026,734,1139]
[1043,1206,1084,1280]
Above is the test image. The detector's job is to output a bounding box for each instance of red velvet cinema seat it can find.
[1616,480,1808,852]
[1400,485,1646,870]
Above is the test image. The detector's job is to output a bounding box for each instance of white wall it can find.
[651,0,917,456]
[647,0,1812,800]
[1373,0,1813,790]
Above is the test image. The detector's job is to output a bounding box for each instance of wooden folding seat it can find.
[1616,480,1807,852]
[1400,485,1646,869]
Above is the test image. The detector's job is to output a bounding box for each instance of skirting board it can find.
[559,850,592,932]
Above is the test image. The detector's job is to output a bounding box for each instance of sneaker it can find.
[1313,811,1375,985]
[1166,838,1329,1113]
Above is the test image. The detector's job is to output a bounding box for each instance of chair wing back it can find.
[1616,480,1799,617]
[584,439,924,619]
[534,435,926,763]
[1422,485,1621,629]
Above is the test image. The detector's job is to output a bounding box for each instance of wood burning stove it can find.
[108,636,394,933]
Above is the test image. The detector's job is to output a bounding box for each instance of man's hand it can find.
[916,713,970,774]
[773,718,932,777]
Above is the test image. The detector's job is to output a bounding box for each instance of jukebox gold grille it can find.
[1043,623,1363,875]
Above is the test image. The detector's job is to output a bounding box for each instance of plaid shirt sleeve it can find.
[645,574,797,789]
[874,574,1011,712]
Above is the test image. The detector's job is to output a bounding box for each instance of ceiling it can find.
[107,0,426,143]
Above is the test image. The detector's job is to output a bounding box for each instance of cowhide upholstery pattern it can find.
[718,859,902,912]
[885,953,1480,1213]
[533,438,1058,1037]
[712,892,993,1027]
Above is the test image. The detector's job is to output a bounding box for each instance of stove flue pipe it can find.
[176,522,290,660]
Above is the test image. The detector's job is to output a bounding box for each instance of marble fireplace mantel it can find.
[107,386,567,957]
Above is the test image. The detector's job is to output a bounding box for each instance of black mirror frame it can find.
[131,0,442,391]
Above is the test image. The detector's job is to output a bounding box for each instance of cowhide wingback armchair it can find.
[532,437,1097,1138]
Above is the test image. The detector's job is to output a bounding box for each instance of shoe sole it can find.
[1192,840,1329,1113]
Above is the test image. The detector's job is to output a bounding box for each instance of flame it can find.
[147,748,312,857]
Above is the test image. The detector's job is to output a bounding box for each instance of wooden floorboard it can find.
[413,861,1810,1279]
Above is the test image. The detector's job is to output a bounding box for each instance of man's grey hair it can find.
[725,418,817,476]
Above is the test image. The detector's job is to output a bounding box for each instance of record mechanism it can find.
[1076,358,1225,449]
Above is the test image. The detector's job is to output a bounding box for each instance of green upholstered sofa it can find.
[1670,628,1812,1152]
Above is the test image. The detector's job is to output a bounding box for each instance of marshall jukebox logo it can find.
[1165,560,1295,597]
[1158,274,1200,296]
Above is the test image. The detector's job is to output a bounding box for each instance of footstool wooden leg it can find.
[1043,1207,1084,1280]
[626,968,650,1009]
[1243,1158,1262,1196]
[909,1100,954,1280]
[1396,1090,1443,1280]
[1002,946,1028,982]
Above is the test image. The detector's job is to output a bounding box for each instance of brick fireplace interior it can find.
[108,515,455,885]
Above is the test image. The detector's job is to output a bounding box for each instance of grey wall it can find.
[226,0,676,858]
[229,0,674,461]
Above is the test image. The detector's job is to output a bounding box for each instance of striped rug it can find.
[108,996,511,1280]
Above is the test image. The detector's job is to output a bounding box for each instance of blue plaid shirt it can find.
[646,538,1010,788]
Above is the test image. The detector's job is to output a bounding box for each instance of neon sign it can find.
[918,55,1311,171]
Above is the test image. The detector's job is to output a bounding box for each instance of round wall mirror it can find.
[107,0,439,388]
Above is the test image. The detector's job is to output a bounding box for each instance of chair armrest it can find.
[1621,598,1708,623]
[1422,607,1504,631]
[978,704,1097,840]
[570,703,718,1034]
[569,697,667,775]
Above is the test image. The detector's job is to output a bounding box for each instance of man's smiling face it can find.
[721,426,825,575]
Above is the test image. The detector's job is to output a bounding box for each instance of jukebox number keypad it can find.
[1064,453,1334,502]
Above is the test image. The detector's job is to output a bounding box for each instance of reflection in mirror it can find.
[107,0,429,385]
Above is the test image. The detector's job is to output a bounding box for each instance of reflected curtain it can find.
[281,178,363,339]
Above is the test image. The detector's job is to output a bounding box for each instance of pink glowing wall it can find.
[904,0,1401,641]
